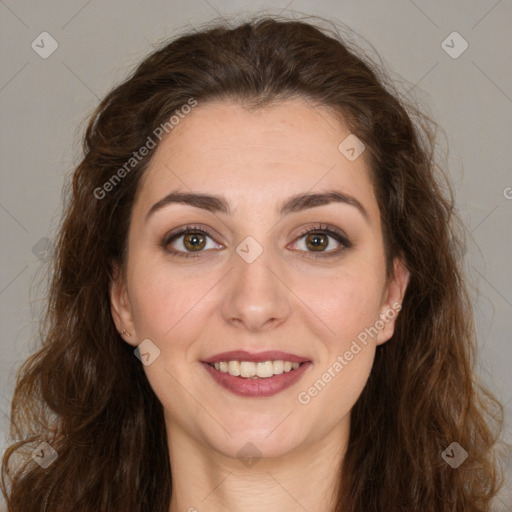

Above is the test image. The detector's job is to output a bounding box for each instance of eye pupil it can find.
[184,233,206,251]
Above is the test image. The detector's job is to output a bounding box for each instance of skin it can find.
[110,97,409,512]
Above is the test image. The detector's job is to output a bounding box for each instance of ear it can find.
[109,263,137,346]
[376,257,410,345]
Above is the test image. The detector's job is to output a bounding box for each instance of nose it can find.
[220,244,291,332]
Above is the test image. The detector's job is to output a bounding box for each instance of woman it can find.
[1,15,506,511]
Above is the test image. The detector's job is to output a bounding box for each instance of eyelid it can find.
[294,224,350,244]
[162,224,218,245]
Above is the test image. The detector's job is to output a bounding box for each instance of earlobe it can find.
[376,258,410,345]
[109,264,137,346]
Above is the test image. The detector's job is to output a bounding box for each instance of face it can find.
[110,97,409,460]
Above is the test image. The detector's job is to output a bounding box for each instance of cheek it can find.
[293,268,384,423]
[296,262,385,405]
[127,257,222,350]
[312,264,386,347]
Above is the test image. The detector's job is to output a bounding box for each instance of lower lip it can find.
[202,361,312,397]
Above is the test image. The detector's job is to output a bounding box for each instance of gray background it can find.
[1,0,511,509]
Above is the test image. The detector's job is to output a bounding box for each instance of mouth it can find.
[201,351,312,397]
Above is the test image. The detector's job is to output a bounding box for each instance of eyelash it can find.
[161,224,352,260]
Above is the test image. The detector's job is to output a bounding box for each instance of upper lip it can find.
[202,350,310,364]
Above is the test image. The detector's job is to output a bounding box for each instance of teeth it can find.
[240,361,256,378]
[208,359,305,379]
[256,361,273,378]
[273,360,284,374]
[228,360,241,376]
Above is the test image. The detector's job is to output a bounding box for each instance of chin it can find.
[203,419,307,462]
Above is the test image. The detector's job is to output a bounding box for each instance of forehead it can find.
[134,98,378,220]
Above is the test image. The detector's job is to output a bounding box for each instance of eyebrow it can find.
[145,189,369,222]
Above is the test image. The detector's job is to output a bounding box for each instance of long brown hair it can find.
[1,15,505,511]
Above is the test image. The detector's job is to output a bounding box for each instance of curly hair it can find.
[1,14,506,511]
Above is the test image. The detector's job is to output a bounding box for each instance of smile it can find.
[202,360,312,398]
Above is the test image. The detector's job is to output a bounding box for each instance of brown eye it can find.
[292,225,352,258]
[182,232,207,251]
[162,225,222,258]
[304,232,329,252]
